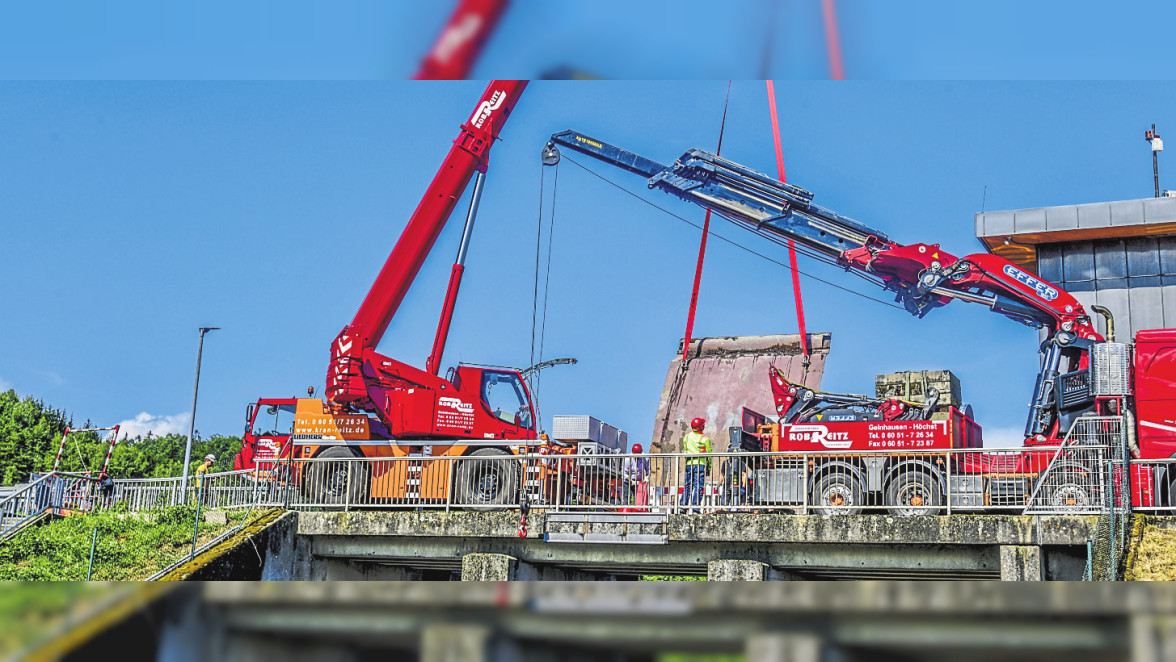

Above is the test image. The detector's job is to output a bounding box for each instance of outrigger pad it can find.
[649,333,829,458]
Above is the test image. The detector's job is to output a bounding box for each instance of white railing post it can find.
[345,461,353,512]
[945,450,953,516]
[801,454,809,515]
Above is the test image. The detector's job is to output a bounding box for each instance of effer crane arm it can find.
[542,130,1102,342]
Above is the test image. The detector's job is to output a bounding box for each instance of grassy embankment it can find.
[0,505,247,581]
[0,582,116,658]
[1126,516,1176,580]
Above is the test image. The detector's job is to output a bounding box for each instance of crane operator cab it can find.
[481,370,534,429]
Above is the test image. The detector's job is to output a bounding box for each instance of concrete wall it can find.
[649,333,829,463]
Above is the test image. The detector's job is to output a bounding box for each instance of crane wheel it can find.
[303,446,368,509]
[455,448,519,511]
[811,471,863,516]
[885,470,943,516]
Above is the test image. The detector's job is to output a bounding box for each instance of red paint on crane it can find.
[414,0,510,80]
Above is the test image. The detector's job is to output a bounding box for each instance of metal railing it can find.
[0,472,107,540]
[1128,458,1176,515]
[0,417,1133,535]
[110,469,275,511]
[253,441,1119,516]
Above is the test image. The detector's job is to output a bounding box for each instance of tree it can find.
[0,389,242,485]
[0,390,70,485]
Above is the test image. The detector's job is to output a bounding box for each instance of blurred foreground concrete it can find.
[29,582,1176,662]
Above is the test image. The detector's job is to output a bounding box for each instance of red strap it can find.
[766,81,811,362]
[821,0,846,80]
[681,82,732,361]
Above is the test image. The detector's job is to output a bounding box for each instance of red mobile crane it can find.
[414,0,509,80]
[234,81,558,507]
[542,130,1176,513]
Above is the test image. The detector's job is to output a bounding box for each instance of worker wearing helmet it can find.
[680,418,712,512]
[622,443,649,505]
[195,454,215,506]
[195,454,215,483]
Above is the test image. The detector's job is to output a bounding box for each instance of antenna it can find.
[1146,124,1163,198]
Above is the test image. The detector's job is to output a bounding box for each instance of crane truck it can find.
[542,130,1176,514]
[232,81,591,509]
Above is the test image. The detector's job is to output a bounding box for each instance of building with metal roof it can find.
[977,196,1176,341]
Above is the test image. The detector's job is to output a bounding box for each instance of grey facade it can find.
[1035,237,1176,341]
[976,197,1176,341]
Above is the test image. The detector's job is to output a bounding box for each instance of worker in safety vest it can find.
[679,418,712,511]
[195,454,214,505]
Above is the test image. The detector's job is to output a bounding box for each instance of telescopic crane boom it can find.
[543,130,1100,338]
[325,81,535,442]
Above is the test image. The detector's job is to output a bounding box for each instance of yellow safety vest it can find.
[682,431,712,467]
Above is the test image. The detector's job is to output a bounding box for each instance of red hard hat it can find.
[691,417,705,431]
[631,443,641,453]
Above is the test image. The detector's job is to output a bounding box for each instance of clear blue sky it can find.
[1,81,1171,448]
[1,1,1176,79]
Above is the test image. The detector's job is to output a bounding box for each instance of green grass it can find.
[1128,522,1176,581]
[0,582,115,658]
[0,505,245,581]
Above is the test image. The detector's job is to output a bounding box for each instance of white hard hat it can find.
[204,454,216,462]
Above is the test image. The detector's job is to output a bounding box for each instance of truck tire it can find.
[303,447,367,509]
[885,470,943,516]
[1037,471,1094,511]
[811,471,863,516]
[456,448,519,511]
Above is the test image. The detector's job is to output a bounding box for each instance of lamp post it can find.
[1147,124,1163,198]
[181,326,219,502]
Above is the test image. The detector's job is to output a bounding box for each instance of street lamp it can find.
[181,326,219,501]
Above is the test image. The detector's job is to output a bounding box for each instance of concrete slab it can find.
[649,333,829,462]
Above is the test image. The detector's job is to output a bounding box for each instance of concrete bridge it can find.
[192,510,1098,581]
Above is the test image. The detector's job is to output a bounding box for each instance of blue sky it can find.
[2,1,1176,79]
[1,81,1171,447]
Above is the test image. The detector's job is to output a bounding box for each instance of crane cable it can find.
[559,154,905,312]
[530,162,560,433]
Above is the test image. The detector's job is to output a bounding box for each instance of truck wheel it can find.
[304,447,367,509]
[456,448,519,511]
[885,470,943,516]
[1038,473,1093,511]
[811,472,863,515]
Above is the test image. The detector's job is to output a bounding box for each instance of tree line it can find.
[0,389,239,486]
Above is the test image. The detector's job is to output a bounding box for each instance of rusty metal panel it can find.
[649,333,829,456]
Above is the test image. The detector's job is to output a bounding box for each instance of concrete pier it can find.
[999,545,1044,581]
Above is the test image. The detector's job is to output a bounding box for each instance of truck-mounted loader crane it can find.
[542,130,1176,513]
